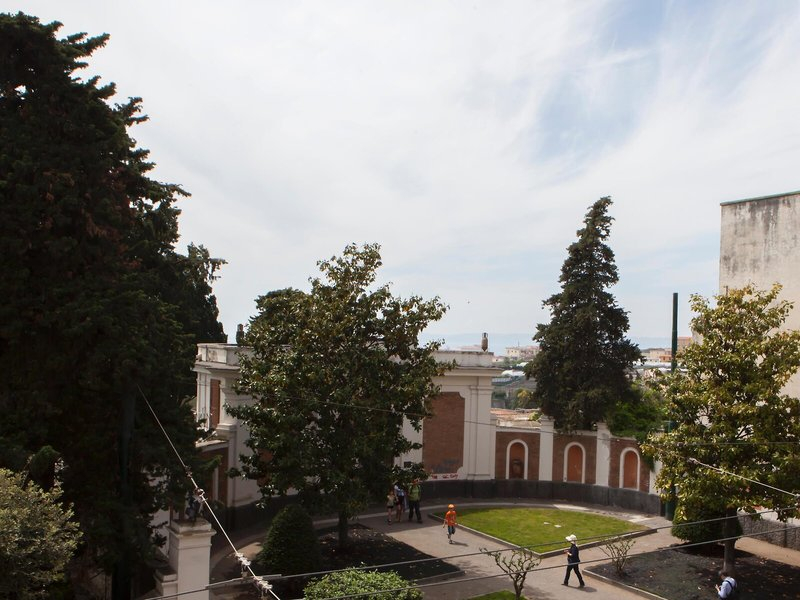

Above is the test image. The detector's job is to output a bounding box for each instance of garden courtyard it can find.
[209,501,800,599]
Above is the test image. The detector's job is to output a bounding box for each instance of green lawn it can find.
[438,507,646,553]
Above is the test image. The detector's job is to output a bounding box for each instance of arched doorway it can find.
[506,440,528,479]
[622,449,639,489]
[565,444,584,483]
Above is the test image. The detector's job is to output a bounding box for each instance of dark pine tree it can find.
[526,197,640,430]
[0,13,225,599]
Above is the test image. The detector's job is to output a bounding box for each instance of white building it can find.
[720,191,800,397]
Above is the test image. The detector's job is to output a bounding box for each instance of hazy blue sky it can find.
[10,1,800,349]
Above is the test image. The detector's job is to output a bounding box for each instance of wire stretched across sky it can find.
[141,390,800,600]
[139,386,282,600]
[284,522,799,600]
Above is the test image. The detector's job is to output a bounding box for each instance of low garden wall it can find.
[422,479,661,514]
[738,512,800,551]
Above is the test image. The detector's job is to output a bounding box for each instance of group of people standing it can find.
[386,479,423,524]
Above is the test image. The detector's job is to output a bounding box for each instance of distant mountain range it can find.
[420,332,673,354]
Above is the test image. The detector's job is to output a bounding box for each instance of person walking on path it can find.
[386,488,397,524]
[563,534,585,587]
[443,504,457,543]
[716,570,737,598]
[407,479,422,522]
[394,481,406,521]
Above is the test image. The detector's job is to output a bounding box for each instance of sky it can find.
[9,1,800,351]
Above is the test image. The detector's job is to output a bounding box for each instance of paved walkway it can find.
[209,500,800,600]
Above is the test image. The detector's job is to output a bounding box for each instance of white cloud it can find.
[12,0,800,341]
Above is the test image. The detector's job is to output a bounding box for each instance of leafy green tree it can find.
[606,382,666,444]
[304,569,422,600]
[0,468,82,599]
[513,389,536,410]
[231,243,447,546]
[645,285,800,575]
[0,13,224,598]
[525,197,640,430]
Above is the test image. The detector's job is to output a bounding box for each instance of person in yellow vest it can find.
[443,504,457,543]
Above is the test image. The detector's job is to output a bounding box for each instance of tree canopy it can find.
[230,243,447,546]
[0,468,82,599]
[645,285,800,574]
[525,197,640,430]
[0,12,225,598]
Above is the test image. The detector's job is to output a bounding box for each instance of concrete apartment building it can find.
[719,190,800,398]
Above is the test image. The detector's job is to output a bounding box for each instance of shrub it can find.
[304,568,422,600]
[671,503,741,545]
[257,504,321,592]
[600,535,636,576]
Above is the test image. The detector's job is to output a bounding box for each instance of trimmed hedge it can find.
[304,568,422,600]
[257,504,321,587]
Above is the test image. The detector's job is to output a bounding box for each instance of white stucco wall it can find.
[720,191,800,398]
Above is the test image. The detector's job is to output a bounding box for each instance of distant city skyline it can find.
[424,332,676,355]
[14,1,800,342]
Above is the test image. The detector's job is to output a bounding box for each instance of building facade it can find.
[193,344,661,514]
[720,191,800,397]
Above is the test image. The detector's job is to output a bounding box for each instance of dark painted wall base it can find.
[422,479,661,514]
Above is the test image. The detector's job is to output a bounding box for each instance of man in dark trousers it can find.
[407,479,422,522]
[563,534,585,587]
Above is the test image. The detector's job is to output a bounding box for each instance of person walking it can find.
[563,534,585,587]
[394,481,406,521]
[716,570,737,598]
[386,488,397,524]
[443,503,457,543]
[407,479,422,523]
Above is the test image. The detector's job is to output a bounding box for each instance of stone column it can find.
[595,421,611,487]
[159,519,215,600]
[466,383,494,480]
[538,416,554,481]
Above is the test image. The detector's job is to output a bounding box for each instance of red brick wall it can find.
[495,431,540,480]
[423,392,465,476]
[552,434,597,484]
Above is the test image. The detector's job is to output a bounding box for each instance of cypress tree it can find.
[526,197,639,430]
[0,13,225,598]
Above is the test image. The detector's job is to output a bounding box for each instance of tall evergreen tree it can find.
[0,13,225,598]
[526,197,639,430]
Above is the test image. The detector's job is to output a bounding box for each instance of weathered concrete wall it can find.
[738,512,800,551]
[720,191,800,397]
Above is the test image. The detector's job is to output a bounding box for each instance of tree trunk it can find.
[721,506,738,576]
[337,511,349,548]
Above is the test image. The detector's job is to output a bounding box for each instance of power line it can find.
[146,576,248,600]
[287,521,798,600]
[138,386,281,600]
[273,505,785,585]
[235,395,800,445]
[687,457,800,500]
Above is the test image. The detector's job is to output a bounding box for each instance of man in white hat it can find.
[563,534,585,587]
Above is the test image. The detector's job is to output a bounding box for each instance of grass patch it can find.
[468,591,522,600]
[437,507,646,553]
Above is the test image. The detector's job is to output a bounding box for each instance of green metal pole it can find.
[664,292,678,521]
